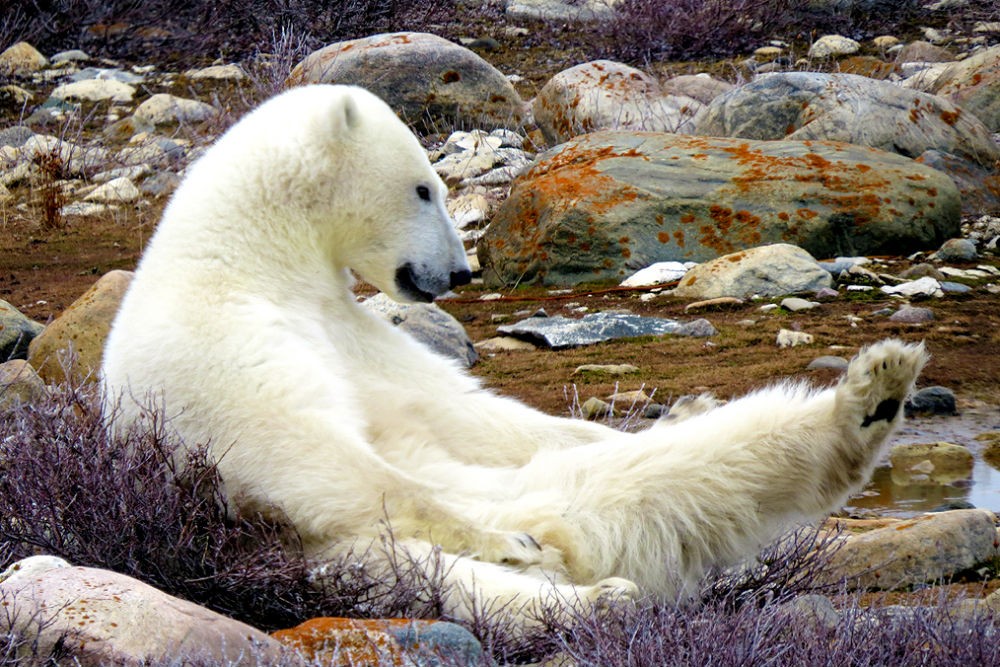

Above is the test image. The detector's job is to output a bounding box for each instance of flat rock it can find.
[880,276,943,297]
[621,261,691,287]
[574,363,640,375]
[289,32,524,132]
[672,244,832,300]
[497,311,681,349]
[0,558,287,666]
[824,509,999,589]
[50,79,135,103]
[478,131,958,287]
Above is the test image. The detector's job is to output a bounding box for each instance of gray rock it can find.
[84,176,141,203]
[905,385,958,416]
[695,72,999,214]
[889,306,934,323]
[0,360,47,409]
[660,74,734,105]
[673,245,832,300]
[777,594,840,633]
[823,509,998,589]
[0,558,287,665]
[0,125,33,148]
[807,355,849,371]
[289,32,524,132]
[363,293,478,367]
[940,281,971,293]
[533,60,701,144]
[581,396,613,419]
[0,299,44,361]
[506,0,617,20]
[935,238,977,262]
[140,171,181,197]
[675,318,717,337]
[899,263,946,280]
[50,50,90,65]
[478,132,958,286]
[498,311,681,349]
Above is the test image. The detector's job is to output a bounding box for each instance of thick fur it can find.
[102,84,928,625]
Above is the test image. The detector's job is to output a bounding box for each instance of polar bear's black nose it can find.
[450,269,472,289]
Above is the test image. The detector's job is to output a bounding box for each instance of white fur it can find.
[102,84,928,626]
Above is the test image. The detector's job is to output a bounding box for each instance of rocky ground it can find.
[4,1,1000,664]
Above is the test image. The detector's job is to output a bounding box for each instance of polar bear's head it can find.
[217,85,471,304]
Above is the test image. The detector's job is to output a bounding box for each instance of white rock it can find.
[133,93,217,126]
[621,261,693,287]
[809,35,861,58]
[448,192,489,228]
[880,276,943,297]
[50,79,135,103]
[781,297,820,311]
[60,201,111,216]
[84,176,140,203]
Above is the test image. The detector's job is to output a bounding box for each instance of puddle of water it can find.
[844,405,1000,518]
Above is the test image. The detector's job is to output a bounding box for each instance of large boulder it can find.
[695,72,1000,168]
[289,32,524,132]
[533,60,701,144]
[928,44,1000,132]
[27,270,132,385]
[477,131,959,287]
[0,557,287,665]
[695,72,1000,213]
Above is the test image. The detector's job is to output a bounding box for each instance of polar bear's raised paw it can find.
[839,339,928,437]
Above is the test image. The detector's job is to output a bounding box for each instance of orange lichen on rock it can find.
[272,618,439,666]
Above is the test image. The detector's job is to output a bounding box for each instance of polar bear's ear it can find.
[328,90,361,136]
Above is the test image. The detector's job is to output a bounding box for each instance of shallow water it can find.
[845,405,1000,518]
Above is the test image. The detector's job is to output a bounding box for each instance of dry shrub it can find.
[0,382,449,632]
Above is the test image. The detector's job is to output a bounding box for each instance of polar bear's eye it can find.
[416,185,431,202]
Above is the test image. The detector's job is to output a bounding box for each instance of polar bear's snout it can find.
[394,262,470,303]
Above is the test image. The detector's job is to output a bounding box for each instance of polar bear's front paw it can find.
[582,577,639,611]
[473,530,545,569]
[842,339,928,433]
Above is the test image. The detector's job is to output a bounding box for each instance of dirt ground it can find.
[3,207,999,417]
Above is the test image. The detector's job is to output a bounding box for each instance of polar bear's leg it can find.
[313,537,637,626]
[494,339,927,597]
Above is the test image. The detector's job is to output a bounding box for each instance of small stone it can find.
[84,176,141,203]
[781,297,820,311]
[49,50,89,65]
[607,389,651,405]
[0,360,47,409]
[880,277,943,298]
[940,281,971,293]
[899,263,946,280]
[621,261,691,287]
[873,36,901,49]
[474,336,537,352]
[133,93,217,126]
[447,192,489,228]
[643,403,668,419]
[50,78,135,103]
[684,297,744,312]
[777,329,814,348]
[889,306,934,323]
[0,42,47,76]
[581,396,613,420]
[807,355,849,371]
[935,238,977,262]
[809,35,861,58]
[676,318,718,337]
[185,64,246,80]
[905,386,958,416]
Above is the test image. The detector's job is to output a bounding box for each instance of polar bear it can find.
[102,84,928,625]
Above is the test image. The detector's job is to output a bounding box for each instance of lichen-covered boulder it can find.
[477,131,959,287]
[289,32,524,132]
[928,43,1000,132]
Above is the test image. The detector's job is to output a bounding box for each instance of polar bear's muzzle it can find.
[394,263,470,303]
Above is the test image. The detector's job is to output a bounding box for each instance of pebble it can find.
[807,355,849,371]
[684,296,744,312]
[905,386,958,416]
[881,277,943,297]
[574,364,640,376]
[889,306,934,323]
[781,297,820,311]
